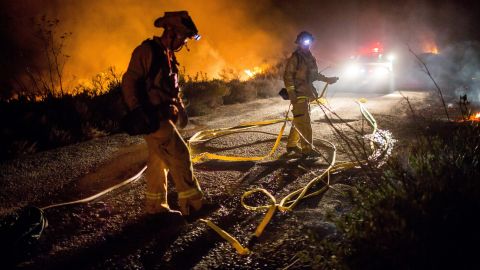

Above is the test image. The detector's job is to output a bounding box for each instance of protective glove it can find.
[176,103,189,129]
[167,104,179,123]
[326,76,339,84]
[286,86,297,103]
[159,102,188,129]
[278,88,289,100]
[121,106,159,135]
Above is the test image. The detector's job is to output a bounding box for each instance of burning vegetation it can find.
[469,112,480,121]
[0,63,284,160]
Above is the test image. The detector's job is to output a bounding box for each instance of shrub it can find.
[252,78,283,98]
[81,123,109,139]
[315,123,480,269]
[182,80,228,116]
[0,75,125,160]
[48,126,73,147]
[7,141,37,158]
[223,79,257,104]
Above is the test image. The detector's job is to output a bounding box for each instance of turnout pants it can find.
[144,120,203,215]
[287,100,313,153]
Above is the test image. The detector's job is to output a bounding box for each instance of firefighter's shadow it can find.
[240,158,329,191]
[313,118,358,124]
[195,160,256,172]
[239,142,333,189]
[192,136,279,153]
[45,213,185,269]
[243,159,303,187]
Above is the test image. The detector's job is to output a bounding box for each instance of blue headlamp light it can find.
[303,39,311,46]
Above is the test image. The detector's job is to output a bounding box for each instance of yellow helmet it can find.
[154,11,200,40]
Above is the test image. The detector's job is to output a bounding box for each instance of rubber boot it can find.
[178,192,203,216]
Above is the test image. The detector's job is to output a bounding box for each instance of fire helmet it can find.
[295,31,314,45]
[154,11,201,40]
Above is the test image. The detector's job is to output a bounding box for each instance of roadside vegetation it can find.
[292,62,480,269]
[0,66,283,160]
[290,118,479,269]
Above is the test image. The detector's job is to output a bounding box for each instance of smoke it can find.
[1,0,283,93]
[415,42,480,102]
[1,0,479,96]
[0,0,292,93]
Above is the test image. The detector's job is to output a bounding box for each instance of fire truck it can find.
[339,42,395,93]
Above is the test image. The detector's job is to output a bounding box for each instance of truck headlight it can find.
[345,64,360,77]
[374,67,389,77]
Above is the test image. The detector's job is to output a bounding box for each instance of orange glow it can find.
[469,112,480,121]
[417,30,439,55]
[420,34,439,54]
[40,1,286,88]
[243,66,263,80]
[0,1,288,95]
[423,42,439,54]
[460,112,480,122]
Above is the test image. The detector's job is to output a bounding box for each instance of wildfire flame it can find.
[243,66,264,80]
[422,42,439,54]
[468,112,480,121]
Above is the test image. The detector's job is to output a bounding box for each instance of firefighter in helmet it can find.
[284,31,339,157]
[121,11,203,216]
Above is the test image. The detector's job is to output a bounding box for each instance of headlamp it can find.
[192,34,201,41]
[295,31,314,45]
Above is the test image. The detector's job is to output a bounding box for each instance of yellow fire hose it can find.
[41,166,147,210]
[38,84,388,258]
[39,119,291,210]
[189,111,292,163]
[191,87,388,255]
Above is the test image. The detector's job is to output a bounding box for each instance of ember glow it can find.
[423,42,439,54]
[459,112,480,122]
[244,66,264,80]
[469,112,480,121]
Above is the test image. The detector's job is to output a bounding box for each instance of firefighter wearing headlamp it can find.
[121,11,203,216]
[284,31,339,157]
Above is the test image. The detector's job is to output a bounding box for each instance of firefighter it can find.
[284,31,339,157]
[121,11,203,216]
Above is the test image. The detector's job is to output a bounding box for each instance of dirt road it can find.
[1,90,433,269]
